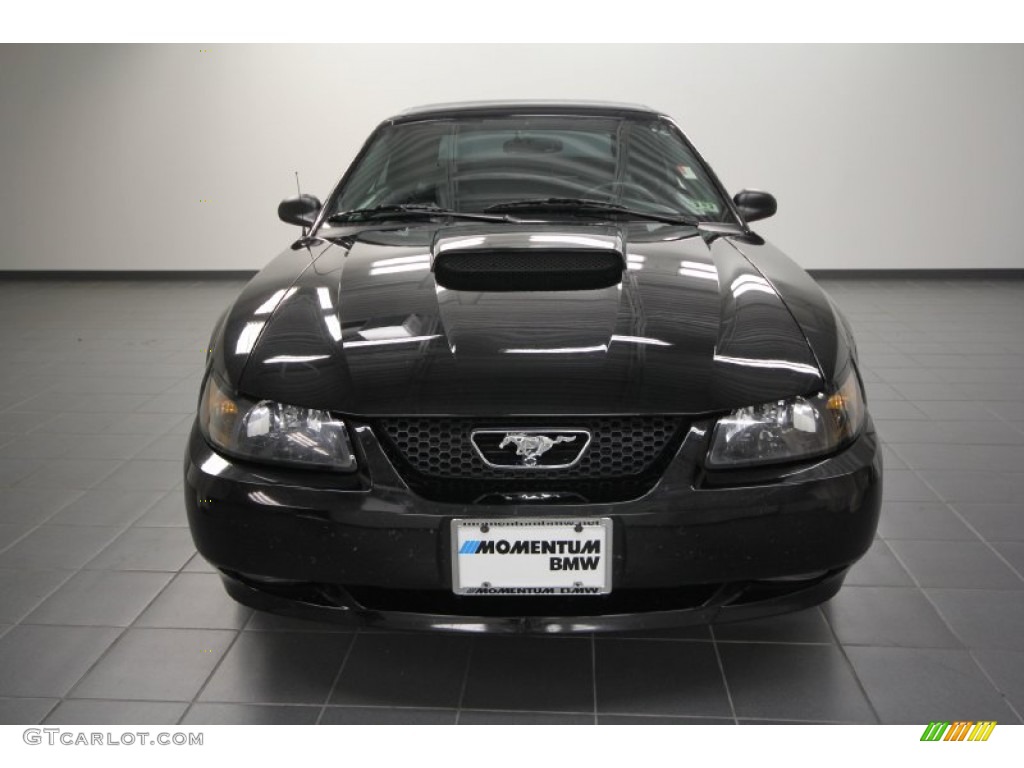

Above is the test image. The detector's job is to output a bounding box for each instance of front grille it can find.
[375,415,687,503]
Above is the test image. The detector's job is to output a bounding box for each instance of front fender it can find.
[727,238,855,387]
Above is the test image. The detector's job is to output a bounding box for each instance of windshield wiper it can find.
[483,198,699,227]
[327,204,512,225]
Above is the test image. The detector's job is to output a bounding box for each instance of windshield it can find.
[323,115,733,226]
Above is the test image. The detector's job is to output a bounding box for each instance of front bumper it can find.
[184,418,882,633]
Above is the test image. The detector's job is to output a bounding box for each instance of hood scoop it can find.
[432,226,625,292]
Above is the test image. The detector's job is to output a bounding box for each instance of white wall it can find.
[1,44,1022,271]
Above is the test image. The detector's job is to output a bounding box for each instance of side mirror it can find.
[278,194,322,227]
[733,189,777,223]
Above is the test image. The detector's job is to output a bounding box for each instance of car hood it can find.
[231,222,823,416]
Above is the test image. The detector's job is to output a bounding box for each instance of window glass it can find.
[329,115,730,222]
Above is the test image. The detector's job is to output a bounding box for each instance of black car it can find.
[185,101,882,633]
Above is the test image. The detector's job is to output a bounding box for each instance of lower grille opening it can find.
[473,491,590,505]
[225,569,847,625]
[342,585,722,617]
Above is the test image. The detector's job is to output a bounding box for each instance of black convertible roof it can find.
[390,100,663,123]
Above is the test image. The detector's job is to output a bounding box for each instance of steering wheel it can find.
[584,181,662,205]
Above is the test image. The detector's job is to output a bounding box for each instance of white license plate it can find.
[451,518,612,596]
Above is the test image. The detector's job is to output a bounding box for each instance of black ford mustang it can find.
[185,101,882,633]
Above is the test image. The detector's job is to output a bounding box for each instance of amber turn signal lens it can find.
[200,376,241,447]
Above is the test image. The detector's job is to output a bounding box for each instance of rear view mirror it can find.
[278,194,322,227]
[733,189,777,222]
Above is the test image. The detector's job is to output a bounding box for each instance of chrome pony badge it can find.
[470,429,591,469]
[500,433,576,466]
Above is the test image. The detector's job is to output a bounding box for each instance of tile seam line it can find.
[813,609,882,725]
[453,635,477,725]
[708,625,738,724]
[316,625,361,725]
[177,626,246,726]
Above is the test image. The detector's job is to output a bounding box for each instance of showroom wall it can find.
[1,44,1022,271]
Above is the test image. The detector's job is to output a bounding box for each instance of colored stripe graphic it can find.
[459,541,480,555]
[920,721,996,741]
[944,722,973,741]
[921,722,950,741]
[968,722,997,741]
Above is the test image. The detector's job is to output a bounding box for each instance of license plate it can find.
[451,518,612,596]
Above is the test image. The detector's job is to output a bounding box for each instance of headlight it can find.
[198,375,357,471]
[706,369,865,468]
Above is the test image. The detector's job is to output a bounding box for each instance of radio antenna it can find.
[295,171,307,236]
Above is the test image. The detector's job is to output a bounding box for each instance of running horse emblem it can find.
[499,432,578,466]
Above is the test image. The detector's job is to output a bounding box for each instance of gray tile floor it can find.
[0,276,1022,725]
